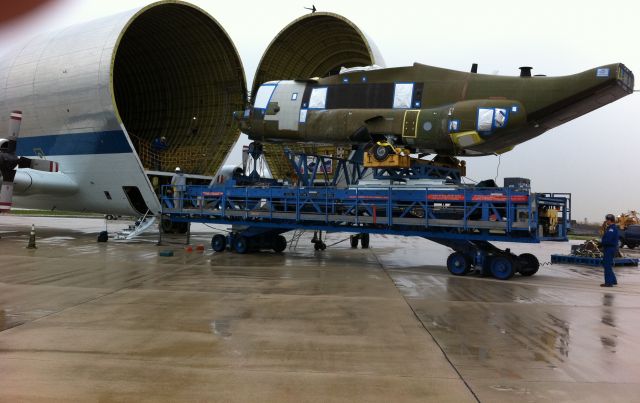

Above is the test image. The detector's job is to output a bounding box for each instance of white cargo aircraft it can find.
[0,1,383,228]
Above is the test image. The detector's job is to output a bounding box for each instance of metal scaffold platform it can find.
[161,180,571,280]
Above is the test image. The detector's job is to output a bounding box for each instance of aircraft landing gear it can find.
[350,233,370,248]
[312,231,326,250]
[160,217,189,234]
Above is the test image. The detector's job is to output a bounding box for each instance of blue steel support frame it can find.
[164,184,570,245]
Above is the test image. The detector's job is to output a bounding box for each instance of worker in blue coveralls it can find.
[600,214,619,287]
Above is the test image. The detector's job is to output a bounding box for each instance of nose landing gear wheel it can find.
[313,241,326,250]
[447,252,471,276]
[360,233,370,249]
[372,144,393,161]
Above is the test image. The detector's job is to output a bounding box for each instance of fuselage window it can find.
[477,107,509,132]
[253,84,277,109]
[309,87,328,109]
[393,83,414,109]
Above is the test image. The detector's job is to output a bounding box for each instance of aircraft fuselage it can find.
[240,63,634,156]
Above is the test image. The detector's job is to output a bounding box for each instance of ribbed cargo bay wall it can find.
[252,13,384,179]
[0,1,246,176]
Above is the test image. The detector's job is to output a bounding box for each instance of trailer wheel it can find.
[490,256,517,280]
[273,235,287,253]
[211,234,226,252]
[360,233,370,249]
[350,235,359,248]
[176,222,189,234]
[160,218,175,233]
[234,236,249,254]
[518,253,539,276]
[447,252,471,276]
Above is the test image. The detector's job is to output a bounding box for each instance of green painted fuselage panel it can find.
[240,62,634,156]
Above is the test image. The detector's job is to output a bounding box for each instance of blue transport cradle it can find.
[551,254,638,267]
[160,180,571,281]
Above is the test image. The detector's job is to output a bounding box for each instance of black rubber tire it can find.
[234,236,249,254]
[447,252,471,276]
[273,235,287,253]
[160,218,174,234]
[176,222,189,234]
[319,242,326,250]
[360,233,370,249]
[211,234,226,252]
[350,235,359,248]
[314,242,320,251]
[490,256,517,280]
[97,231,108,243]
[372,144,391,161]
[518,253,539,276]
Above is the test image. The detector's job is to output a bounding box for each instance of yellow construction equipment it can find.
[599,210,639,234]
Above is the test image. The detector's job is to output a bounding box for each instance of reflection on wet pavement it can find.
[373,236,640,401]
[1,217,640,401]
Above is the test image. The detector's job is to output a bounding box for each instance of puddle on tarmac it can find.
[211,319,232,338]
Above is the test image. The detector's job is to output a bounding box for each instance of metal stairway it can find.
[114,210,156,240]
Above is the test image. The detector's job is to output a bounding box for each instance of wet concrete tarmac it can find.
[1,216,639,402]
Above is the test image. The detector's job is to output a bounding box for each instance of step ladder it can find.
[114,210,156,240]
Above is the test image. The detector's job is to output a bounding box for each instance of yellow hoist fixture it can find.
[364,142,467,177]
[364,141,412,168]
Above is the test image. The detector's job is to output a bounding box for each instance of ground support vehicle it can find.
[161,183,570,280]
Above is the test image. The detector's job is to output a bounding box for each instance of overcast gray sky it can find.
[1,0,638,222]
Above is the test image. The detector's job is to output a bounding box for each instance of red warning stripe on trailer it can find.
[10,111,22,120]
[347,195,388,200]
[427,194,465,201]
[202,191,223,196]
[428,194,529,202]
[471,195,529,202]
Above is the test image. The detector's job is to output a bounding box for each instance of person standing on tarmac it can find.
[600,214,619,287]
[171,167,186,210]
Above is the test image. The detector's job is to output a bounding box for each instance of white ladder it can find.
[114,210,156,240]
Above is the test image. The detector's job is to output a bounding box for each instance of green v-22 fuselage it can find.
[238,62,634,156]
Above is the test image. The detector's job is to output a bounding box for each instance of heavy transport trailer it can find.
[161,183,571,280]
